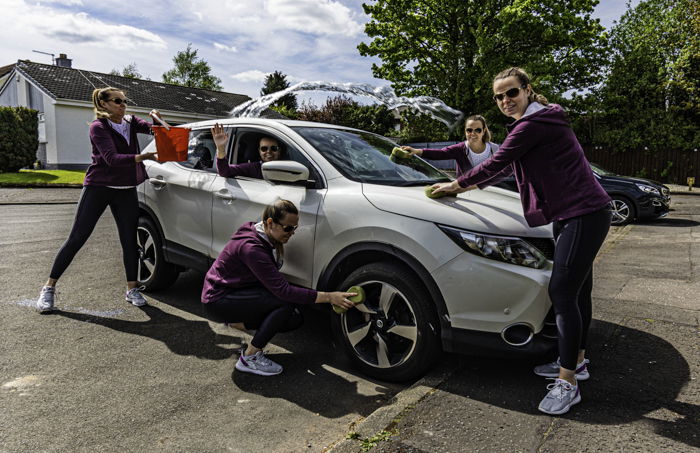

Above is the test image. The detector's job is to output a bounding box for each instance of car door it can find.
[209,126,325,288]
[143,127,220,254]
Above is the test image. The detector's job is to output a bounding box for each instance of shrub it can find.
[0,106,39,173]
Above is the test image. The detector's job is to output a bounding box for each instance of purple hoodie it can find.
[456,104,610,227]
[83,115,152,187]
[216,158,263,179]
[201,222,317,304]
[421,141,498,177]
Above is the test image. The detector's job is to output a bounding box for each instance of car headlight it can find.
[439,225,548,269]
[635,183,660,196]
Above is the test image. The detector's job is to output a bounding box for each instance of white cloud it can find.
[266,0,363,37]
[37,0,83,5]
[230,70,269,83]
[213,42,238,53]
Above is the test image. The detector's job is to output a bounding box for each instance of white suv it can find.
[137,118,556,381]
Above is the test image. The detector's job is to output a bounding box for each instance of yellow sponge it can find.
[391,147,412,159]
[333,285,366,314]
[425,185,448,199]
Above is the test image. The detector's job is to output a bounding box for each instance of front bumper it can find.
[637,194,671,219]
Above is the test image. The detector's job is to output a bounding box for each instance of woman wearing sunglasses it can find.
[201,199,356,376]
[400,115,498,192]
[211,123,283,179]
[431,67,611,415]
[36,87,162,312]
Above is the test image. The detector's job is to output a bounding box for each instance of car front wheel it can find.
[331,262,441,382]
[609,196,636,226]
[137,216,179,291]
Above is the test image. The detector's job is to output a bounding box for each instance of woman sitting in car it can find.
[201,199,356,376]
[211,123,283,178]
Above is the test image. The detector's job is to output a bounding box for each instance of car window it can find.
[293,126,450,186]
[179,128,221,171]
[232,129,323,188]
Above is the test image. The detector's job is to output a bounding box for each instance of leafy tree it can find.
[109,63,143,79]
[297,96,396,135]
[358,0,607,134]
[261,71,298,111]
[586,0,699,152]
[162,44,222,91]
[395,110,450,144]
[0,107,38,173]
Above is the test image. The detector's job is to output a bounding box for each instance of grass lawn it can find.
[0,169,85,186]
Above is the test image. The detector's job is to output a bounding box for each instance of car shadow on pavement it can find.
[231,306,408,419]
[54,305,240,360]
[638,218,700,227]
[439,319,698,450]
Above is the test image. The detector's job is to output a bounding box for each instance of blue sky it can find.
[0,0,640,101]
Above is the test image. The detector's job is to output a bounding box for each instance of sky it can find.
[0,0,641,102]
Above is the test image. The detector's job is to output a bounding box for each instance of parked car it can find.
[136,118,556,381]
[494,163,671,226]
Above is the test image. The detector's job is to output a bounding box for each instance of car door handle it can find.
[148,177,166,189]
[214,190,235,202]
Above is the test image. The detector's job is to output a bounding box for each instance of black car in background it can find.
[493,163,671,226]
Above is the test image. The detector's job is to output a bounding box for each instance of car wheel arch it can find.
[316,242,451,335]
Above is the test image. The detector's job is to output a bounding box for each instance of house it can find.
[0,55,282,169]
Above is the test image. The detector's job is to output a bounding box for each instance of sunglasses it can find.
[275,221,298,233]
[260,145,280,152]
[109,98,128,105]
[465,128,483,134]
[493,85,526,102]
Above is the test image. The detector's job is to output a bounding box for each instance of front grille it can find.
[524,238,555,260]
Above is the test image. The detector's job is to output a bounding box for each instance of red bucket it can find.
[152,126,189,162]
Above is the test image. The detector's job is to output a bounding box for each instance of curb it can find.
[326,362,455,453]
[0,183,83,188]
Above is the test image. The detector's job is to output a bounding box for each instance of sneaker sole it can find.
[534,370,590,381]
[538,392,582,415]
[125,298,147,307]
[37,305,55,313]
[234,360,282,376]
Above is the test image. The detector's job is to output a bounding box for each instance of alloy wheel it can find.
[610,199,631,225]
[136,226,157,282]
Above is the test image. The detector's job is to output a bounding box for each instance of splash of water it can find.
[230,81,464,130]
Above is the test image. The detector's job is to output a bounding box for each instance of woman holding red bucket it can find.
[202,199,356,376]
[431,67,611,415]
[36,87,165,312]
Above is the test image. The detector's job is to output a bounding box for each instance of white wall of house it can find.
[0,75,18,106]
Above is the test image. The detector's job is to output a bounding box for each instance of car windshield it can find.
[293,126,451,186]
[590,163,617,176]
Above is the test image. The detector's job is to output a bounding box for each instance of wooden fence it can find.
[582,147,699,184]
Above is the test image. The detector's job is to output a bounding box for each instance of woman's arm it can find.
[405,142,465,160]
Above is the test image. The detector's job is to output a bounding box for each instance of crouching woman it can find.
[201,199,355,376]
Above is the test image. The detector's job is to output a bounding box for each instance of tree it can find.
[297,96,395,135]
[162,44,222,91]
[109,63,142,79]
[0,106,38,173]
[358,0,607,134]
[261,71,298,111]
[586,0,700,152]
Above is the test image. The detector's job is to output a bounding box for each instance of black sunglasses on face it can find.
[466,128,483,134]
[109,98,128,105]
[260,145,280,152]
[275,221,298,233]
[493,85,526,102]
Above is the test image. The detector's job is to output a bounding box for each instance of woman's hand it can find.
[211,123,229,158]
[401,145,422,156]
[136,151,158,163]
[149,109,168,128]
[317,291,355,310]
[431,180,462,196]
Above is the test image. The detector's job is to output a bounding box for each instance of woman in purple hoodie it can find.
[432,68,611,415]
[201,199,355,376]
[36,87,160,313]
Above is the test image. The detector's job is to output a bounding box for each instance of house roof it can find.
[0,64,15,78]
[9,60,284,119]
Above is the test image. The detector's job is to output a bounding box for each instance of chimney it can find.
[55,53,72,68]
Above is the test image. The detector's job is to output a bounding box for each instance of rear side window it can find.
[180,128,230,171]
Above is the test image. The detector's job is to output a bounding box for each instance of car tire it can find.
[331,261,441,382]
[609,195,636,226]
[137,216,179,291]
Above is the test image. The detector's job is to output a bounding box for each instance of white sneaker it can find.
[125,287,148,307]
[36,286,56,312]
[538,378,581,415]
[235,350,283,376]
[534,357,590,381]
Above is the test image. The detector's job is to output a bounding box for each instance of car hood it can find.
[599,174,667,188]
[362,184,552,238]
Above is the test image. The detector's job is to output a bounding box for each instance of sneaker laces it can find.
[253,351,273,366]
[545,378,575,400]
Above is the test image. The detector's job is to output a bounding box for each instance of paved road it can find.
[0,201,407,453]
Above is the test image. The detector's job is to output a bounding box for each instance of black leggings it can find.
[549,207,611,371]
[204,287,304,349]
[50,186,139,282]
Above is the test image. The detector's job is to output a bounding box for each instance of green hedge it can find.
[0,106,39,173]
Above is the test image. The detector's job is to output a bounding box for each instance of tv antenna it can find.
[32,50,55,64]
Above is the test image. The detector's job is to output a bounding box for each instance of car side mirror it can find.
[262,160,310,185]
